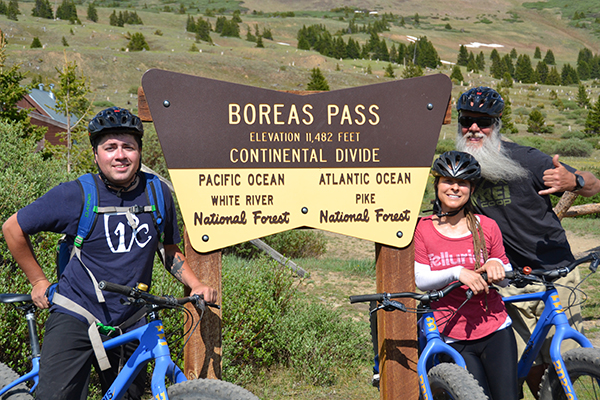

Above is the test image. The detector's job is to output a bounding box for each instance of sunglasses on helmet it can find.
[458,116,498,128]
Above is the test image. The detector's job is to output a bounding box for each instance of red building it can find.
[17,84,75,146]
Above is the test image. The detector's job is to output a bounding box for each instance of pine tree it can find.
[109,10,117,26]
[7,0,19,21]
[87,2,97,22]
[450,64,463,84]
[501,72,513,88]
[534,46,542,59]
[195,17,212,44]
[535,61,549,83]
[585,95,600,135]
[545,66,561,85]
[61,36,69,46]
[384,63,395,78]
[32,0,53,19]
[577,84,591,108]
[543,49,556,65]
[490,55,505,79]
[527,109,548,133]
[220,19,240,38]
[561,63,579,85]
[402,61,423,78]
[510,48,518,59]
[245,26,256,42]
[496,87,517,134]
[55,0,78,23]
[30,37,43,48]
[502,54,514,77]
[457,44,469,66]
[256,35,264,48]
[476,51,485,71]
[307,68,330,91]
[128,32,149,51]
[514,54,535,83]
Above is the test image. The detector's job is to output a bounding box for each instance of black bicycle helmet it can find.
[456,86,504,117]
[432,151,481,182]
[88,107,143,146]
[431,151,480,217]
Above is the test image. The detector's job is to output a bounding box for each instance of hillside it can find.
[2,0,599,113]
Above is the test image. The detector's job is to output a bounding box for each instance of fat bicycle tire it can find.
[0,362,33,400]
[539,347,600,400]
[167,378,259,400]
[427,363,487,400]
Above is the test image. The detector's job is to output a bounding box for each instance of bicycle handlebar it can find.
[505,252,600,284]
[98,280,220,311]
[349,280,464,305]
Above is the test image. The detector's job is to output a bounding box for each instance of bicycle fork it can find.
[417,315,468,399]
[505,290,595,400]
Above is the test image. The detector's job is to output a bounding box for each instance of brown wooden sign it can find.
[142,69,451,252]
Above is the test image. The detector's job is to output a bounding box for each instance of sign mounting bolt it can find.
[396,231,403,239]
[301,207,308,214]
[202,235,209,242]
[427,103,434,110]
[163,100,171,108]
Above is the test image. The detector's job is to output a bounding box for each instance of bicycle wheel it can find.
[167,378,259,400]
[539,347,600,400]
[0,363,33,400]
[427,363,487,400]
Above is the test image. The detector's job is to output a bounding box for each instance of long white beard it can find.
[456,127,529,182]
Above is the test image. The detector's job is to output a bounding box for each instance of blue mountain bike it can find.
[0,281,259,400]
[350,281,487,400]
[503,252,600,400]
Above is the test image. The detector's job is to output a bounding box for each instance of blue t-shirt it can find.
[17,173,180,327]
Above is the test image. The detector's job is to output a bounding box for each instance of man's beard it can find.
[456,126,529,182]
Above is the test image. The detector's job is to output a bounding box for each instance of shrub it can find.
[223,229,327,259]
[0,120,69,373]
[552,138,593,157]
[221,256,369,385]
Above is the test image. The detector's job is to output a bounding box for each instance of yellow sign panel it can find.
[170,167,429,251]
[141,69,451,252]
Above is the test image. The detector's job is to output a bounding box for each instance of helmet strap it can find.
[96,166,141,198]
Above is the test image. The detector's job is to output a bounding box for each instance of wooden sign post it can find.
[139,72,451,395]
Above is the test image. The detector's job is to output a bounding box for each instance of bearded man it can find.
[455,86,600,398]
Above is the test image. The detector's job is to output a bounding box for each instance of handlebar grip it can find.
[98,281,133,296]
[349,293,384,304]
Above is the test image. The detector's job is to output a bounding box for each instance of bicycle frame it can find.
[417,307,468,399]
[0,308,188,400]
[503,285,594,399]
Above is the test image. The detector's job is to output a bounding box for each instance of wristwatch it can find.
[574,173,585,191]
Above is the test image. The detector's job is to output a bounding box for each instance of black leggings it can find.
[447,326,519,400]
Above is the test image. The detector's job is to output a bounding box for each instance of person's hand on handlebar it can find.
[459,268,489,295]
[190,282,218,304]
[478,259,506,284]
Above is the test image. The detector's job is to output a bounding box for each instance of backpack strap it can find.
[144,173,166,239]
[144,173,167,264]
[51,293,111,371]
[74,173,99,249]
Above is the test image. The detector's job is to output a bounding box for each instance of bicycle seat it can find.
[0,294,32,304]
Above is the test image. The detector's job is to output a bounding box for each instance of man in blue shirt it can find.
[3,107,217,400]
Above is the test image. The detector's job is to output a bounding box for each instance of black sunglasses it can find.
[458,116,498,128]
